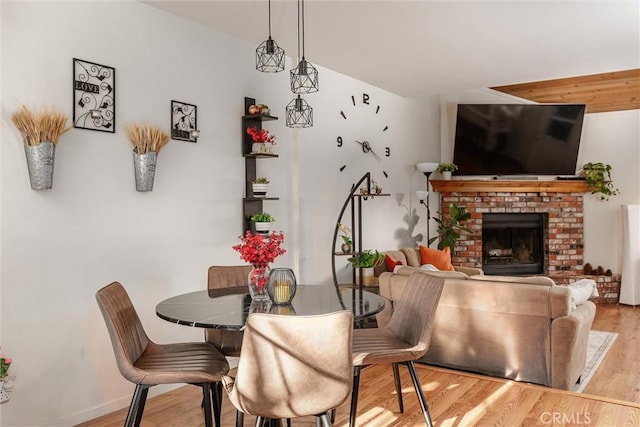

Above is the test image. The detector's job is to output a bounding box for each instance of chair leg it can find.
[255,416,265,427]
[349,366,362,427]
[392,362,404,413]
[202,383,214,427]
[124,384,148,427]
[318,412,333,427]
[211,382,222,427]
[235,410,244,427]
[330,408,336,423]
[406,361,434,427]
[133,386,149,427]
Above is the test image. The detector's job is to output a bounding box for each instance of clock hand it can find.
[355,140,382,160]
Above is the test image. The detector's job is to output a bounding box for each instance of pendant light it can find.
[290,0,318,94]
[256,0,285,72]
[286,95,313,128]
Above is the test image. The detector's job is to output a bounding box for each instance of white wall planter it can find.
[254,221,271,235]
[252,183,268,198]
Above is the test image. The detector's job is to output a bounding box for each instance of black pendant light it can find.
[256,0,285,72]
[286,95,313,128]
[290,0,318,94]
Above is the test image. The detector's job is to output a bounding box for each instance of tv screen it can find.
[452,104,586,176]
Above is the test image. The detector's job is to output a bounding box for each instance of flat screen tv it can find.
[452,104,586,176]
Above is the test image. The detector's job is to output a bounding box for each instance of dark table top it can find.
[156,285,385,330]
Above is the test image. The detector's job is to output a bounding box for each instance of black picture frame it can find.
[73,58,115,133]
[171,100,198,143]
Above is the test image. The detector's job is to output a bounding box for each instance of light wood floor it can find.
[78,304,640,427]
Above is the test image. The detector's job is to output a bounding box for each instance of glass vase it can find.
[267,268,297,304]
[248,265,271,301]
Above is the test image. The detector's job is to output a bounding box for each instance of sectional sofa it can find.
[376,247,596,389]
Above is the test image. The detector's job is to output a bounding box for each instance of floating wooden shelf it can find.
[430,179,590,193]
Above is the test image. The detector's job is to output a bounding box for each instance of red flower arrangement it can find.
[232,231,286,268]
[246,127,276,145]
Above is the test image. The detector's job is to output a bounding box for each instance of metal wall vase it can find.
[133,149,157,192]
[24,142,55,190]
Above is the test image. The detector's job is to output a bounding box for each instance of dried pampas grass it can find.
[11,106,69,146]
[125,124,170,155]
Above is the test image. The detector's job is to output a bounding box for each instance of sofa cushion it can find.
[470,274,556,287]
[419,246,455,271]
[400,248,421,267]
[394,265,469,280]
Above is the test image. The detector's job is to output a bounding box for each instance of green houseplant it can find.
[251,212,276,234]
[251,177,269,198]
[429,203,471,254]
[580,162,619,201]
[436,162,458,173]
[347,249,384,269]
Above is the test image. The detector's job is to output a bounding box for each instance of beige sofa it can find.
[376,248,596,390]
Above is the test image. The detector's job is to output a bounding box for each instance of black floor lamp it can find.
[416,162,438,246]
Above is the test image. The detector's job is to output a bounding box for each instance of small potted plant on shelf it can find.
[347,249,384,286]
[252,177,270,198]
[338,223,353,253]
[580,162,619,201]
[437,162,458,180]
[251,212,276,235]
[429,203,471,255]
[247,127,276,155]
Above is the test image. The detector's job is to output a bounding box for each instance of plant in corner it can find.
[580,162,619,201]
[252,177,270,184]
[251,212,276,223]
[429,203,471,254]
[338,223,353,253]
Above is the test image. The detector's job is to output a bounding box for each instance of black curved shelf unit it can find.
[331,172,389,291]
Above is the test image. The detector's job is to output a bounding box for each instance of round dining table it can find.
[156,285,386,330]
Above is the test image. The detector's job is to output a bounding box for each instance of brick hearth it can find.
[430,179,620,303]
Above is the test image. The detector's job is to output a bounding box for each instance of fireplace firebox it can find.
[482,213,545,275]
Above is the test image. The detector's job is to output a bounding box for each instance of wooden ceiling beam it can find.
[491,69,640,114]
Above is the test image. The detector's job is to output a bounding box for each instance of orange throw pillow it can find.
[384,254,403,272]
[418,246,455,271]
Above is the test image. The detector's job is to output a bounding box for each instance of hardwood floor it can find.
[77,304,640,427]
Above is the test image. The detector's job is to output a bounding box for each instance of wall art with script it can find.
[73,58,115,133]
[171,100,198,142]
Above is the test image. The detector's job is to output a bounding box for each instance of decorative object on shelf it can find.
[267,268,297,304]
[73,58,115,132]
[437,162,457,180]
[0,347,13,403]
[170,100,198,142]
[347,249,383,287]
[338,223,353,253]
[286,95,313,128]
[430,203,471,255]
[256,0,285,72]
[247,127,276,154]
[11,106,70,190]
[416,162,439,245]
[580,162,619,201]
[232,230,286,301]
[290,0,318,94]
[248,104,271,115]
[250,212,276,234]
[125,124,170,192]
[252,177,270,198]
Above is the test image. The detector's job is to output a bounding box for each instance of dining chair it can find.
[350,271,445,427]
[205,265,252,357]
[96,281,229,427]
[222,311,354,427]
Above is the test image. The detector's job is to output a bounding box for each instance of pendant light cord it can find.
[268,0,272,37]
[297,0,301,61]
[301,0,305,58]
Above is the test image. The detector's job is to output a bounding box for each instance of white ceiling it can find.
[144,0,640,98]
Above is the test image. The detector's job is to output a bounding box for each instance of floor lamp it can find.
[416,162,439,246]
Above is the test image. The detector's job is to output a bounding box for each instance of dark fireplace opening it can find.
[482,213,545,275]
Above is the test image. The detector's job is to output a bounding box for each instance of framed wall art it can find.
[73,58,115,133]
[171,100,199,142]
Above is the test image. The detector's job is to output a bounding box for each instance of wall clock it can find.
[337,92,390,180]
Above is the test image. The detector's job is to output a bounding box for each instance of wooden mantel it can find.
[430,179,590,193]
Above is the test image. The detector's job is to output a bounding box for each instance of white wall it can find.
[440,90,640,273]
[0,1,431,425]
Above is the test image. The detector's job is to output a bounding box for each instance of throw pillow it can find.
[418,246,455,271]
[384,254,403,272]
[568,279,599,310]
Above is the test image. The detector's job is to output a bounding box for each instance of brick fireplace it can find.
[430,179,620,303]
